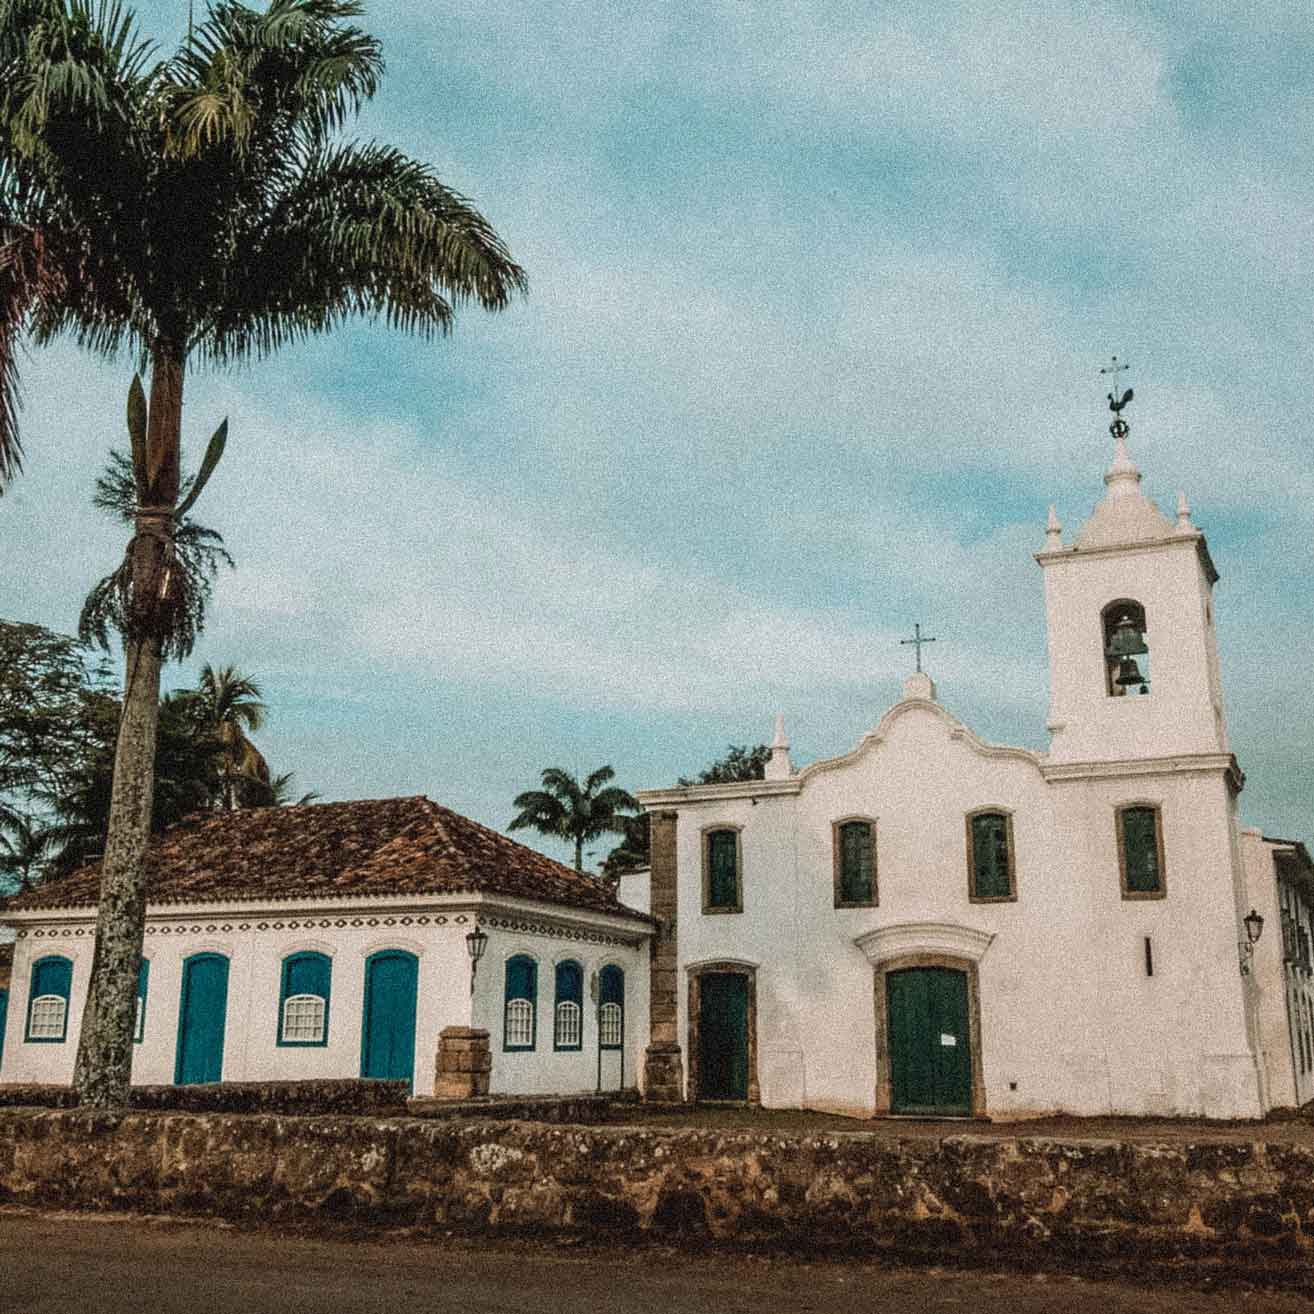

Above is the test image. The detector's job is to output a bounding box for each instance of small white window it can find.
[599,1001,623,1047]
[281,994,326,1044]
[29,995,66,1040]
[554,1000,581,1049]
[506,998,533,1048]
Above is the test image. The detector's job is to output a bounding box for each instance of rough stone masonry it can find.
[3,1108,1314,1281]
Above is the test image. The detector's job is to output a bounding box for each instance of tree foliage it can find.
[677,743,770,786]
[509,765,638,873]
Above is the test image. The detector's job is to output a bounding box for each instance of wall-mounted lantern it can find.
[1239,907,1264,975]
[466,925,489,995]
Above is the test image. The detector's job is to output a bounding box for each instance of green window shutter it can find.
[708,831,739,908]
[1122,808,1161,892]
[135,959,150,1044]
[971,814,1011,898]
[839,822,874,902]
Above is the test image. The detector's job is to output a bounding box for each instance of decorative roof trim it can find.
[853,921,995,965]
[1035,530,1216,585]
[1043,752,1241,788]
[636,778,801,807]
[798,699,1044,783]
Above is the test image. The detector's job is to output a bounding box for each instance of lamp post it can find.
[466,925,489,995]
[1240,908,1264,975]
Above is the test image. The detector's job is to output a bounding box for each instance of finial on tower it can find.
[1176,491,1193,531]
[764,712,794,780]
[1046,504,1063,548]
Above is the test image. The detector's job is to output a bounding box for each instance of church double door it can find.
[697,972,749,1101]
[886,967,971,1116]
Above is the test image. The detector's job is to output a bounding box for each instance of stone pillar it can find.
[643,809,685,1101]
[434,1026,491,1099]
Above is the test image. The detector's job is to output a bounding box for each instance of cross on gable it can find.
[899,623,936,674]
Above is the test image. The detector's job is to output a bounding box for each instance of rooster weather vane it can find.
[1100,355,1133,440]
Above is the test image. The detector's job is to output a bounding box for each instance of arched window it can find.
[1102,599,1150,697]
[554,960,583,1050]
[26,955,72,1043]
[598,965,624,1050]
[703,827,742,913]
[967,810,1016,901]
[134,959,150,1044]
[832,818,877,906]
[1117,804,1165,898]
[504,955,537,1051]
[278,952,331,1046]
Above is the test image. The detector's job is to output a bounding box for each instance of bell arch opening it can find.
[1103,598,1150,697]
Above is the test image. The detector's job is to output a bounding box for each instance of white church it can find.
[1,395,1312,1121]
[633,401,1314,1121]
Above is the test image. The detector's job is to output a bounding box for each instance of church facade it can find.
[636,418,1313,1121]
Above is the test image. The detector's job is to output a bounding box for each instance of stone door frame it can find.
[686,958,760,1104]
[873,952,986,1117]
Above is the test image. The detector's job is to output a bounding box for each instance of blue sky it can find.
[4,0,1313,866]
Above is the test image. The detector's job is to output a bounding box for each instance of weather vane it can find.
[1100,355,1133,440]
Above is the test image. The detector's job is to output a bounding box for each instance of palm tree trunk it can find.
[575,834,583,872]
[73,350,184,1108]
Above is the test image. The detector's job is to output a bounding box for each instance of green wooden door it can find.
[360,951,418,1086]
[698,973,748,1100]
[887,967,971,1115]
[175,953,229,1085]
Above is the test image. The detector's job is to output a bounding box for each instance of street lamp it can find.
[1239,908,1264,975]
[466,925,489,995]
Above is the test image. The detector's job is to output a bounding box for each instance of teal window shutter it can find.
[26,955,72,1042]
[1122,807,1162,893]
[504,955,537,1050]
[135,959,150,1043]
[971,813,1011,899]
[278,952,331,1046]
[554,960,584,1050]
[707,830,739,909]
[598,966,624,1050]
[839,822,874,903]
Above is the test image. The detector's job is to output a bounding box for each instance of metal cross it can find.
[899,623,936,674]
[1099,355,1128,383]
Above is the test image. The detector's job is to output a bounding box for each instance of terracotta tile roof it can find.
[3,797,647,920]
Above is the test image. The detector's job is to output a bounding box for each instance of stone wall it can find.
[0,1078,409,1116]
[3,1110,1314,1279]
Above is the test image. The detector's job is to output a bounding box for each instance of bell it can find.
[1114,656,1146,688]
[1107,614,1148,659]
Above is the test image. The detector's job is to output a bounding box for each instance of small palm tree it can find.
[262,771,320,808]
[0,805,51,891]
[191,664,268,810]
[509,766,638,873]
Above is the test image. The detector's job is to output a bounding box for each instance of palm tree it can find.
[509,766,638,874]
[263,771,320,807]
[0,805,51,891]
[0,0,526,1106]
[190,663,268,809]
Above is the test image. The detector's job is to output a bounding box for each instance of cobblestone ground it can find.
[5,1210,1314,1314]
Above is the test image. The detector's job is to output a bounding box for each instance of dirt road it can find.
[3,1210,1312,1314]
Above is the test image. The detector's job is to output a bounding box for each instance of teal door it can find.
[175,953,229,1085]
[887,967,972,1115]
[361,951,418,1085]
[0,988,8,1069]
[698,972,748,1100]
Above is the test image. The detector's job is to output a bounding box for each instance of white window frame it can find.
[28,994,67,1041]
[505,997,534,1049]
[281,993,327,1044]
[599,1001,623,1048]
[554,1000,581,1049]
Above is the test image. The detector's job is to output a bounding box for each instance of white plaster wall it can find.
[472,929,648,1096]
[617,868,651,916]
[1,900,647,1098]
[1041,540,1226,764]
[669,698,1262,1120]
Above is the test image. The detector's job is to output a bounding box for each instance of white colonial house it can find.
[634,416,1314,1121]
[0,796,651,1096]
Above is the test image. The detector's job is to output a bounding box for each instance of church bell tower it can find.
[1036,364,1229,767]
